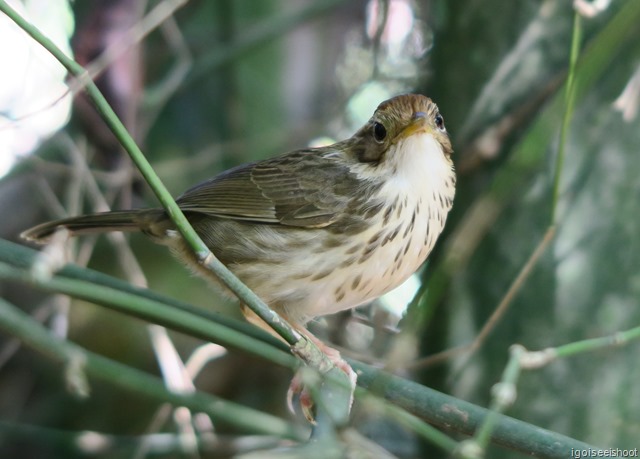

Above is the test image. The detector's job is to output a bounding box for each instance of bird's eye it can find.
[435,113,445,131]
[373,122,387,143]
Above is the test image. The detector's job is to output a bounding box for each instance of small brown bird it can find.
[22,93,455,409]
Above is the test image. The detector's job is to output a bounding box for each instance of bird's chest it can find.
[300,188,450,319]
[245,135,455,323]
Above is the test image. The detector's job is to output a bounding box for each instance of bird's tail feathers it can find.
[21,210,163,243]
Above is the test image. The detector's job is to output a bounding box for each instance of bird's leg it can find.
[288,324,357,423]
[241,305,356,422]
[290,325,357,382]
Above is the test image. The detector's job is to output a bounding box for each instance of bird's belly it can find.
[235,195,447,324]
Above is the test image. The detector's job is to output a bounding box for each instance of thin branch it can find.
[519,326,640,369]
[0,239,293,369]
[353,360,605,459]
[551,12,582,223]
[407,0,640,369]
[0,296,302,440]
[410,226,556,369]
[0,0,303,347]
[0,239,607,457]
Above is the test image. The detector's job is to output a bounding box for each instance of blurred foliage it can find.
[1,0,640,458]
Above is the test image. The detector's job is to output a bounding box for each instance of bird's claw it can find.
[287,338,357,423]
[286,369,317,423]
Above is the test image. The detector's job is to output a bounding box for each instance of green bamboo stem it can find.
[0,240,293,367]
[551,12,582,223]
[519,326,640,369]
[462,12,585,456]
[0,297,302,440]
[467,345,524,455]
[357,389,458,454]
[0,239,606,456]
[353,361,604,459]
[0,0,300,347]
[0,2,361,429]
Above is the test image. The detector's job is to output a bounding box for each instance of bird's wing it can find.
[176,150,357,228]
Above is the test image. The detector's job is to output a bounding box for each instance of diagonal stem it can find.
[0,0,300,346]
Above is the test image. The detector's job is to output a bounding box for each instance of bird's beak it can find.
[397,111,432,141]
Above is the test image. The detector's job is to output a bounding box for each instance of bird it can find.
[22,93,456,416]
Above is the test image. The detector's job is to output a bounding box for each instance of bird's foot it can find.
[287,336,357,423]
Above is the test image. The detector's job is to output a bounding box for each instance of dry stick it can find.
[58,137,206,451]
[0,0,356,431]
[91,181,203,453]
[408,0,590,373]
[83,0,188,83]
[0,0,301,350]
[411,226,556,369]
[407,6,584,369]
[4,0,187,126]
[455,13,585,457]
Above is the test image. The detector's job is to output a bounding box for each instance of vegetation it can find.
[1,1,639,457]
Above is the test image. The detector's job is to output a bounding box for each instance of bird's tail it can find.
[21,210,164,243]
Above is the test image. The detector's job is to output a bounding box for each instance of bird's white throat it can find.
[294,132,455,320]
